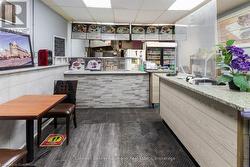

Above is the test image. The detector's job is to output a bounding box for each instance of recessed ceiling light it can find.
[168,0,205,10]
[82,0,111,8]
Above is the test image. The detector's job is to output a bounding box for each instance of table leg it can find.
[26,120,34,163]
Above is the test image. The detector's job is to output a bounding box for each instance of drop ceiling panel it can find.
[141,0,175,10]
[88,8,114,23]
[114,9,138,23]
[154,10,190,24]
[43,0,250,24]
[135,10,165,24]
[111,0,144,10]
[52,0,86,7]
[61,7,93,22]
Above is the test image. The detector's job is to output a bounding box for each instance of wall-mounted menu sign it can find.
[101,25,130,40]
[87,24,102,39]
[101,25,116,40]
[115,25,130,40]
[131,25,175,41]
[131,26,146,40]
[72,23,175,41]
[72,23,88,39]
[145,26,159,40]
[72,23,102,40]
[72,23,130,40]
[158,25,175,41]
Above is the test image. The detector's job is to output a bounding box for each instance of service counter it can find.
[64,70,149,108]
[157,73,250,167]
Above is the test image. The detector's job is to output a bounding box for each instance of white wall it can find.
[33,0,68,56]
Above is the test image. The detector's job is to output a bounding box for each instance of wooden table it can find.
[0,95,66,162]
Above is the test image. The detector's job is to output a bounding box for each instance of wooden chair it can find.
[37,80,78,146]
[0,149,27,166]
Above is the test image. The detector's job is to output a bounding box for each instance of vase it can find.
[228,81,240,91]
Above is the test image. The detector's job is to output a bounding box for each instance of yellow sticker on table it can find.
[40,134,66,147]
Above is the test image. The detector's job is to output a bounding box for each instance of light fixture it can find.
[168,0,205,10]
[82,0,111,8]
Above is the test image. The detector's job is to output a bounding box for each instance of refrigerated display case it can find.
[146,47,161,66]
[146,42,177,73]
[162,47,176,71]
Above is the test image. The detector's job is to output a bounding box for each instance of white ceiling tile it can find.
[60,7,93,22]
[135,10,165,24]
[111,0,144,10]
[52,0,86,7]
[88,8,114,23]
[44,0,247,24]
[154,10,190,24]
[141,0,175,10]
[114,9,138,23]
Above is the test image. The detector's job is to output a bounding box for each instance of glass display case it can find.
[146,47,161,65]
[146,42,177,73]
[67,57,140,71]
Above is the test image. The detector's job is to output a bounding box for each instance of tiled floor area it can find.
[32,108,197,167]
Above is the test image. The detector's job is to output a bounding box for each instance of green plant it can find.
[216,40,250,92]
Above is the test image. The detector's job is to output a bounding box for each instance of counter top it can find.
[64,70,148,75]
[156,73,250,113]
[0,64,68,76]
[146,69,174,73]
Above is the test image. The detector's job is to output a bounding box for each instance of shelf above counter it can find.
[0,64,69,76]
[64,70,148,75]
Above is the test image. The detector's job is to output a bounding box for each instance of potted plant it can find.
[217,40,250,92]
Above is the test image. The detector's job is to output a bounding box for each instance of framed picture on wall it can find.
[0,28,34,71]
[218,7,250,45]
[53,36,66,57]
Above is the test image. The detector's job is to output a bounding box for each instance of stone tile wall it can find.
[65,74,149,108]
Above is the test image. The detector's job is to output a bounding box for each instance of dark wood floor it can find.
[32,108,197,167]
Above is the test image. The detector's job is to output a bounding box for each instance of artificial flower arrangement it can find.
[217,40,250,92]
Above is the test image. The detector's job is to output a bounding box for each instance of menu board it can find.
[87,24,102,39]
[101,25,116,40]
[72,23,130,40]
[116,25,130,40]
[131,25,146,40]
[131,25,175,41]
[101,25,130,40]
[145,26,159,40]
[72,23,88,39]
[72,23,175,41]
[158,25,175,41]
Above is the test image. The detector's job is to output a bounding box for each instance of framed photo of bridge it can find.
[0,28,34,71]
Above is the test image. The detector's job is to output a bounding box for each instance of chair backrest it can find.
[54,80,78,104]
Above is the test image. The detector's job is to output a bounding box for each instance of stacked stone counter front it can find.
[64,71,149,108]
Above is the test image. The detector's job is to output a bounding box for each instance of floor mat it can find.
[40,134,66,147]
